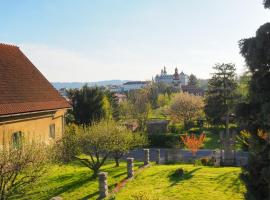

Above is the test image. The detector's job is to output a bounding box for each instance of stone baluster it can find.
[144,149,149,166]
[98,172,108,199]
[127,157,134,178]
[165,149,169,163]
[156,149,160,164]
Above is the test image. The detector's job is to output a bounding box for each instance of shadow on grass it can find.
[24,172,96,200]
[214,171,242,193]
[168,167,201,187]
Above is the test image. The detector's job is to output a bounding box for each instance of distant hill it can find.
[51,80,131,90]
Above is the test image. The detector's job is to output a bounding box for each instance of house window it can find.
[49,124,56,139]
[12,131,23,148]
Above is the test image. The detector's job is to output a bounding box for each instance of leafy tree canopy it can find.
[67,85,104,125]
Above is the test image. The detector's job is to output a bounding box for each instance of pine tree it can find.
[204,63,238,127]
[239,20,270,200]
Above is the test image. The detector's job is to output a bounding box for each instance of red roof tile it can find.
[0,43,71,116]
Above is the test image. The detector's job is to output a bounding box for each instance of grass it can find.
[115,164,246,200]
[15,160,142,200]
[13,161,245,200]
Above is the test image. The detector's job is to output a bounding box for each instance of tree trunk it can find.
[114,157,120,167]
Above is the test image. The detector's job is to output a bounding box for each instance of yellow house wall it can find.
[0,109,68,146]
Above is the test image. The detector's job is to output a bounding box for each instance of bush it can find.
[52,124,80,163]
[0,143,48,200]
[194,159,202,166]
[173,168,184,177]
[200,157,214,166]
[148,134,183,148]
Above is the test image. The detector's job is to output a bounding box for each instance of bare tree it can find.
[0,143,48,200]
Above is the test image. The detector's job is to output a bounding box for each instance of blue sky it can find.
[0,0,269,82]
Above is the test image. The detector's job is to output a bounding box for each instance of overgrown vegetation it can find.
[0,143,48,200]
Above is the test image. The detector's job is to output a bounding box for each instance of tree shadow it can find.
[24,172,96,200]
[168,167,201,187]
[214,171,242,193]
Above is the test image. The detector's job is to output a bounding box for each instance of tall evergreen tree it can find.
[67,85,104,125]
[204,63,238,128]
[238,11,270,199]
[188,74,199,87]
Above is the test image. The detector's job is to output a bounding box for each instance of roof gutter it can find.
[0,107,69,118]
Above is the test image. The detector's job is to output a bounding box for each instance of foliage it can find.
[67,85,104,125]
[157,93,170,108]
[76,120,147,174]
[264,0,270,8]
[200,157,214,166]
[123,89,151,131]
[110,127,148,167]
[181,133,206,155]
[240,130,269,200]
[168,92,204,128]
[52,124,80,163]
[104,91,120,121]
[172,168,184,177]
[76,120,117,176]
[188,74,199,87]
[237,72,251,103]
[148,133,183,148]
[204,63,238,126]
[239,15,270,199]
[0,143,48,200]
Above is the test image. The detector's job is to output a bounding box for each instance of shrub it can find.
[52,124,80,163]
[148,134,182,148]
[173,168,184,177]
[0,143,48,200]
[181,133,206,156]
[200,157,214,166]
[194,159,202,166]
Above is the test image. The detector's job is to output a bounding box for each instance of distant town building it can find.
[155,66,189,87]
[123,81,149,92]
[107,85,123,93]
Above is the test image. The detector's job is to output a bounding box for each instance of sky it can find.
[0,0,269,82]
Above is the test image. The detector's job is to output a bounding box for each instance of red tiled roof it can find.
[0,43,71,116]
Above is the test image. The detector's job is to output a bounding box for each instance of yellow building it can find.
[0,43,71,147]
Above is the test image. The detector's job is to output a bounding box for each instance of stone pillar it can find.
[212,150,220,167]
[144,149,149,166]
[156,149,160,164]
[127,157,134,178]
[98,172,108,199]
[165,149,169,163]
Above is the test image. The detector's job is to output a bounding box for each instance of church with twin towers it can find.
[155,66,189,87]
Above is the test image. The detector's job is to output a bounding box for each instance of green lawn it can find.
[15,160,141,200]
[115,164,245,200]
[14,161,245,200]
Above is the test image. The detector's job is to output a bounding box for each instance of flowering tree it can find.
[181,133,206,156]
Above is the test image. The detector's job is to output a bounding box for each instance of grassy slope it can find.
[115,164,245,200]
[17,160,141,200]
